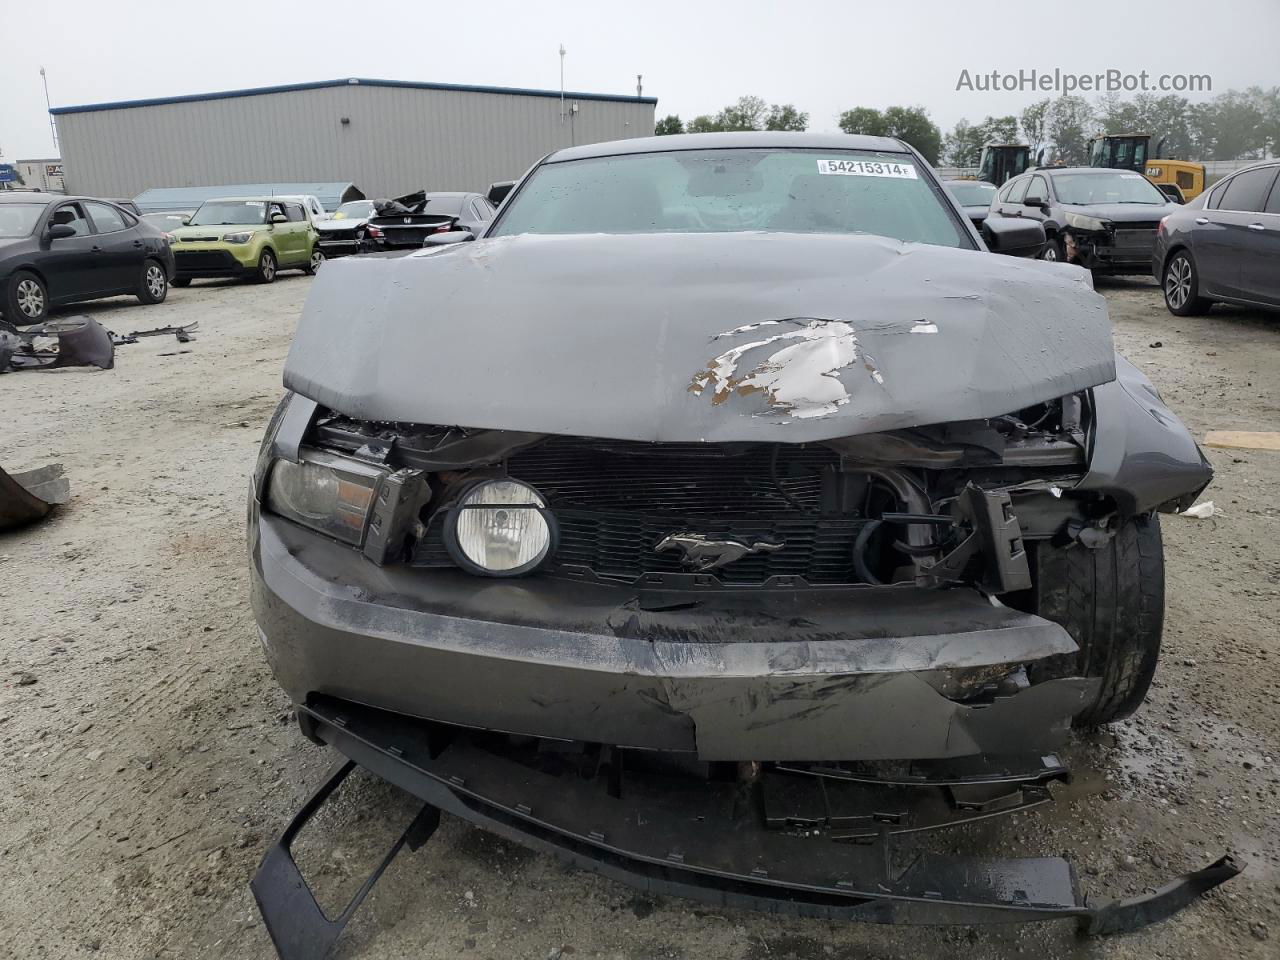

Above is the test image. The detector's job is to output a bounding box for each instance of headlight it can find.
[265,449,383,545]
[223,231,256,243]
[1065,212,1109,233]
[444,479,556,576]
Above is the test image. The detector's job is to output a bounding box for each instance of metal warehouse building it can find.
[50,77,657,202]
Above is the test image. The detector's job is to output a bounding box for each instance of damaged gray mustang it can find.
[247,133,1237,958]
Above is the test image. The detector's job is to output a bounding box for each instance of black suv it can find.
[988,167,1177,273]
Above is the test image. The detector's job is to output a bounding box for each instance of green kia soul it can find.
[170,197,321,286]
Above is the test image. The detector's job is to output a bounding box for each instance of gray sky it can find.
[2,0,1277,161]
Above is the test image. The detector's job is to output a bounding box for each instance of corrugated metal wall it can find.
[55,83,655,199]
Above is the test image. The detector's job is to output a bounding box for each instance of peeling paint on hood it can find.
[284,231,1116,443]
[689,319,881,420]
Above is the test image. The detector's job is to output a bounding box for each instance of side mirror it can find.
[47,223,77,240]
[1157,184,1186,204]
[422,230,474,247]
[270,212,287,224]
[982,217,1046,258]
[1024,196,1047,209]
[487,180,515,207]
[181,216,191,225]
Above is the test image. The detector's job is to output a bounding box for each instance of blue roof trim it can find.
[50,77,657,115]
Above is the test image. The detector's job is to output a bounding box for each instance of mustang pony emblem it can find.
[655,533,783,572]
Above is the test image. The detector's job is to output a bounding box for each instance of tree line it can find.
[656,88,1280,167]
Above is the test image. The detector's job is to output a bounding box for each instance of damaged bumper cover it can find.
[251,696,1240,960]
[254,509,1096,762]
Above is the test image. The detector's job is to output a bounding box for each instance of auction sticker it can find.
[817,158,917,179]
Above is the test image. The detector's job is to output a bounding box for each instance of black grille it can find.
[174,250,238,273]
[413,438,870,585]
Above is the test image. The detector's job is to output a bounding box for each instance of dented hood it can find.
[284,232,1116,442]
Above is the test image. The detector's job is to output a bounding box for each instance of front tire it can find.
[1040,235,1066,263]
[7,271,48,325]
[1025,515,1165,725]
[304,247,323,275]
[136,259,168,304]
[255,249,277,284]
[1163,250,1211,316]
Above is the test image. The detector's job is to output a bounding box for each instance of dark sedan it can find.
[0,194,174,324]
[1153,160,1280,315]
[943,179,997,227]
[367,191,496,250]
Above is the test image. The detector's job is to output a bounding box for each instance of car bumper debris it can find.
[1,316,115,373]
[0,462,69,530]
[250,697,1240,960]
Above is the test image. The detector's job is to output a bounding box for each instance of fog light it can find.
[445,480,555,576]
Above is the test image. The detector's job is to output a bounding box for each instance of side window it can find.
[1006,178,1030,204]
[1205,181,1227,210]
[268,203,286,221]
[50,202,91,237]
[1024,175,1048,205]
[84,201,128,234]
[998,181,1014,202]
[1219,167,1279,213]
[471,200,492,221]
[1265,173,1280,215]
[285,203,306,222]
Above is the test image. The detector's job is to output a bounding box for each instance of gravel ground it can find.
[1,270,1277,960]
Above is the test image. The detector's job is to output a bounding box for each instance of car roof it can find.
[0,193,57,204]
[546,131,909,164]
[202,196,293,203]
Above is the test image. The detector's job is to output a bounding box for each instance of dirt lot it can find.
[2,270,1277,960]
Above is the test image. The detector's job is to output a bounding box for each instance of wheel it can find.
[1024,515,1164,725]
[1040,235,1065,263]
[1163,250,1211,316]
[136,259,168,304]
[255,249,277,284]
[6,271,48,325]
[172,278,192,288]
[304,247,324,275]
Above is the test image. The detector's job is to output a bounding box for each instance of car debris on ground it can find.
[0,462,69,530]
[1,316,115,373]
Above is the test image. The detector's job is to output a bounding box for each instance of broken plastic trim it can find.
[250,698,1240,960]
[0,463,70,531]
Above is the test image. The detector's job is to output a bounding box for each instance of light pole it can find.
[40,67,58,153]
[558,45,566,123]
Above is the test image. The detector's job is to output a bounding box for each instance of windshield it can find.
[0,203,46,238]
[945,182,997,206]
[491,149,971,248]
[189,200,268,226]
[1051,172,1166,205]
[333,201,375,220]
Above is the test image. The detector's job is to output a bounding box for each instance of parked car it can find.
[140,211,194,239]
[106,198,143,217]
[247,133,1228,939]
[313,199,378,258]
[367,191,495,250]
[943,179,998,227]
[1153,159,1280,315]
[276,194,327,223]
[988,167,1178,272]
[169,197,320,285]
[0,193,174,324]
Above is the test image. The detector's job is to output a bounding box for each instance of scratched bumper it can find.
[251,510,1098,762]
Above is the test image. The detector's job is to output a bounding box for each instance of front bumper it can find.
[173,242,259,278]
[252,508,1099,762]
[1066,230,1159,274]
